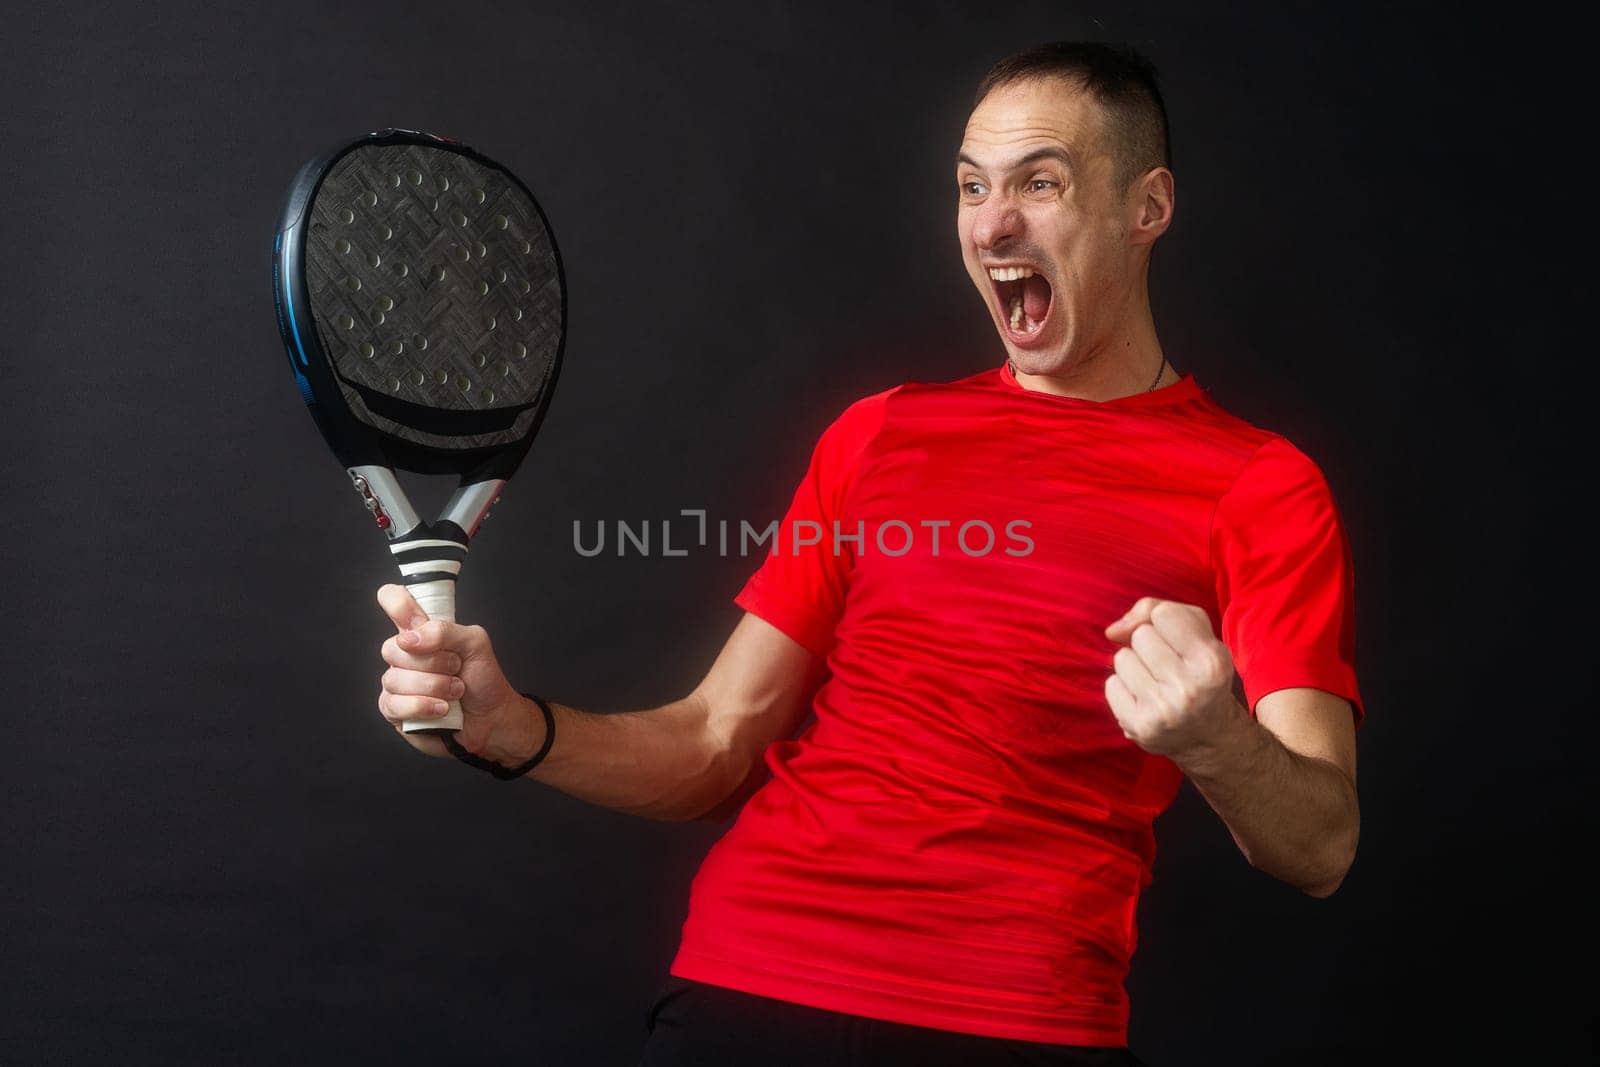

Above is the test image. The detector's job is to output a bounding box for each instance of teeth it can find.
[1009,295,1023,329]
[988,266,1035,281]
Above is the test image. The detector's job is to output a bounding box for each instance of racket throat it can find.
[346,465,507,684]
[438,479,506,540]
[347,466,505,540]
[349,466,422,535]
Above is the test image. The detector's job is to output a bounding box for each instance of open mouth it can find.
[987,265,1053,340]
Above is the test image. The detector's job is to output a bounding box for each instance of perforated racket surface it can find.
[272,128,566,732]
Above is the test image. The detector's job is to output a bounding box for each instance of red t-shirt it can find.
[668,363,1362,1046]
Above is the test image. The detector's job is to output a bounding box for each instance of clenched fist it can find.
[376,584,525,759]
[1103,597,1245,761]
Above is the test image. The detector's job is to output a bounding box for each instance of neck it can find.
[1008,289,1170,401]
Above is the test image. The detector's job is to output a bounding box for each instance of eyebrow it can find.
[956,147,1074,172]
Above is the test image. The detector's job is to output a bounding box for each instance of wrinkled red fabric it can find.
[669,364,1362,1045]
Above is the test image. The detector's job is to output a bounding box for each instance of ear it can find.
[1127,167,1175,245]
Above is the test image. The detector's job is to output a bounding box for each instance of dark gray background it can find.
[2,2,1587,1064]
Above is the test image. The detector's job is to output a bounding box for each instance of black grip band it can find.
[441,693,555,781]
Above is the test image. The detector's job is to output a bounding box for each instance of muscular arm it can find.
[1105,598,1359,897]
[488,614,821,821]
[377,585,822,822]
[1173,687,1359,898]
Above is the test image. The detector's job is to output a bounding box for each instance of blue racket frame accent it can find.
[271,232,316,404]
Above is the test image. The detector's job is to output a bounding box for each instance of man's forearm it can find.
[476,693,743,822]
[1175,699,1360,897]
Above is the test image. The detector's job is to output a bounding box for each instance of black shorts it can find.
[638,976,1146,1066]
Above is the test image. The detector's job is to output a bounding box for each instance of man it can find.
[374,42,1362,1066]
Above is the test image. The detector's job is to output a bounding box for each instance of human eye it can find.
[1025,177,1059,194]
[958,178,988,198]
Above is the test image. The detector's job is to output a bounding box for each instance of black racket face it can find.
[274,130,565,480]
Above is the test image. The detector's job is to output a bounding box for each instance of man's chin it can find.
[1004,337,1068,375]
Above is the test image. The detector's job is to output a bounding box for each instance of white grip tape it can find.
[401,578,464,733]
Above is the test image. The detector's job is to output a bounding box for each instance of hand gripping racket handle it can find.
[356,473,503,737]
[386,514,475,736]
[403,577,464,733]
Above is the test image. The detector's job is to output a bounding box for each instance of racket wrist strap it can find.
[441,693,555,781]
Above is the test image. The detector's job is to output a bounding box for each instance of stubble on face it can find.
[957,78,1133,378]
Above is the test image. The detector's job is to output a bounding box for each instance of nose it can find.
[971,192,1023,251]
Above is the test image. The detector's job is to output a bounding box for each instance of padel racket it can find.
[271,128,565,734]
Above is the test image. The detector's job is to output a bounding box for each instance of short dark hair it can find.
[974,42,1171,191]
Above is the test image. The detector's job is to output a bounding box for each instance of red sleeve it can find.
[734,390,893,658]
[1210,436,1364,724]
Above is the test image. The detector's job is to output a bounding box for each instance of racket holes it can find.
[394,262,409,278]
[367,250,382,269]
[481,388,495,404]
[452,245,471,264]
[334,238,352,255]
[371,310,386,326]
[431,265,447,283]
[388,339,404,356]
[475,241,487,258]
[484,316,496,331]
[492,214,508,230]
[472,188,486,205]
[338,207,355,224]
[407,169,423,186]
[477,280,490,296]
[514,341,527,360]
[390,173,402,188]
[411,369,426,386]
[502,363,513,378]
[359,341,375,359]
[520,278,531,294]
[376,295,395,312]
[451,209,468,227]
[336,313,355,331]
[361,189,378,208]
[511,307,524,321]
[437,174,451,192]
[521,239,532,254]
[380,224,393,241]
[434,369,449,385]
[412,334,429,351]
[390,377,403,392]
[457,376,472,393]
[495,267,508,284]
[430,197,440,212]
[475,352,488,368]
[342,275,362,293]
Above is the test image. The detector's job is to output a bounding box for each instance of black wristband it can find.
[441,693,555,781]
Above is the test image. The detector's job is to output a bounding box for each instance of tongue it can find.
[1022,275,1051,321]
